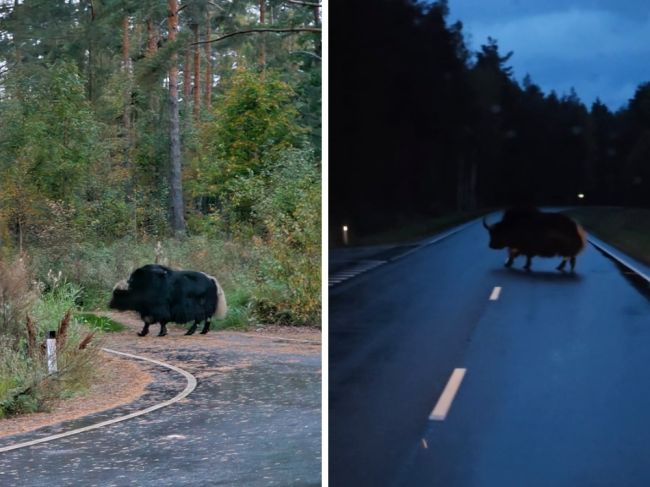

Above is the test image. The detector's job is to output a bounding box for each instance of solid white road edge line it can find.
[489,286,502,301]
[588,237,650,283]
[430,368,467,421]
[0,348,197,453]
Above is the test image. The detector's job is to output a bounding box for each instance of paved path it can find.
[330,216,650,487]
[1,330,321,487]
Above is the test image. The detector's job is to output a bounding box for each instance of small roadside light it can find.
[578,193,585,199]
[342,225,349,245]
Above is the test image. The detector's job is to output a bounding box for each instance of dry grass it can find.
[564,207,650,266]
[0,257,38,343]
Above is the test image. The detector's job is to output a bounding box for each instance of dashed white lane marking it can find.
[430,368,467,421]
[489,286,502,301]
[328,260,386,287]
[0,348,197,453]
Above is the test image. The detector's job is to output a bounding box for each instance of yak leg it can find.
[200,318,212,335]
[185,320,200,336]
[158,322,168,337]
[505,248,518,268]
[570,256,576,272]
[557,258,568,271]
[138,323,150,337]
[523,255,532,271]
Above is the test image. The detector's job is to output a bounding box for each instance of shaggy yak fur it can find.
[109,264,227,336]
[483,208,588,272]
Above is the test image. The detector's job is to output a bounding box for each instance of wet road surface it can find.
[0,333,321,486]
[330,217,650,487]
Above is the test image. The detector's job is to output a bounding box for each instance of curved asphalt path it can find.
[0,334,321,487]
[329,217,650,487]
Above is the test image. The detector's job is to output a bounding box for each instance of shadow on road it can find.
[490,267,584,283]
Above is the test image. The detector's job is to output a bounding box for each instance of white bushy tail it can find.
[202,273,228,319]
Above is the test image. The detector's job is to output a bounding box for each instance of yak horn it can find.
[482,216,492,230]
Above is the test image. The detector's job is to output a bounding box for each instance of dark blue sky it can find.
[447,0,650,110]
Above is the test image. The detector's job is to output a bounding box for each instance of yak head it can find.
[483,217,509,249]
[109,264,170,312]
[483,208,538,250]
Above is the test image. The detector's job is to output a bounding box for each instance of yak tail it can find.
[201,272,228,319]
[215,280,228,319]
[211,276,228,319]
[576,223,588,253]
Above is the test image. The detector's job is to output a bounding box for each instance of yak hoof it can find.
[157,332,167,337]
[200,330,209,335]
[137,331,148,337]
[504,261,513,268]
[185,330,195,336]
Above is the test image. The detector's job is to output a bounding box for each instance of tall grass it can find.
[0,257,37,345]
[0,259,102,418]
[28,233,320,328]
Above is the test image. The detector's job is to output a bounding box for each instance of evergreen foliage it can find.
[330,0,650,239]
[0,0,322,327]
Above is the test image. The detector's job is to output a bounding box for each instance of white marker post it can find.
[46,330,58,374]
[342,225,349,246]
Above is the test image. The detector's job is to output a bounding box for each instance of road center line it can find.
[430,368,466,421]
[489,286,502,301]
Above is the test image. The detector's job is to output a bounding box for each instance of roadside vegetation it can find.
[332,210,488,247]
[564,207,650,266]
[0,2,321,328]
[332,0,650,243]
[0,258,102,418]
[0,2,321,418]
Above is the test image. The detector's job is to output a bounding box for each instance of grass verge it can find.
[334,210,488,248]
[563,207,650,266]
[75,313,126,333]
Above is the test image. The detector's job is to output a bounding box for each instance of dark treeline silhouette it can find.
[330,0,650,240]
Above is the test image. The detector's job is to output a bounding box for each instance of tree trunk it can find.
[468,159,478,210]
[192,23,200,119]
[87,0,96,101]
[183,43,191,104]
[456,158,467,211]
[204,17,212,107]
[259,0,266,67]
[168,0,186,234]
[122,16,131,133]
[146,17,158,57]
[17,217,23,254]
[313,5,321,58]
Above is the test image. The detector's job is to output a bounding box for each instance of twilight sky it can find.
[447,0,650,110]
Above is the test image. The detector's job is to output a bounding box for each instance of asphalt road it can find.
[0,332,321,487]
[329,218,650,487]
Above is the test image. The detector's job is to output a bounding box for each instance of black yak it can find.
[483,208,587,272]
[109,264,227,336]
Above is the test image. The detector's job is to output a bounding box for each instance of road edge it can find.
[329,218,479,288]
[0,348,197,453]
[588,235,650,283]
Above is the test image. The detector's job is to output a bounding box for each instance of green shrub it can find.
[75,313,125,332]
